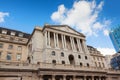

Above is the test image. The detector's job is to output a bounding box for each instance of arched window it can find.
[52,60,56,64]
[52,51,55,56]
[61,52,64,57]
[68,55,75,65]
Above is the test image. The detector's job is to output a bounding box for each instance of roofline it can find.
[42,24,85,37]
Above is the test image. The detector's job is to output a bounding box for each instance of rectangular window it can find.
[18,33,23,37]
[2,30,7,34]
[8,45,13,49]
[6,52,12,60]
[16,53,21,61]
[11,31,15,36]
[17,46,22,51]
[0,43,3,48]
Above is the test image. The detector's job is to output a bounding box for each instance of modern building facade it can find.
[0,25,120,80]
[111,52,120,70]
[109,26,120,52]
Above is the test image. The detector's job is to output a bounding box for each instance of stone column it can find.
[78,39,83,53]
[91,76,94,80]
[54,33,57,48]
[45,31,48,47]
[84,76,87,80]
[72,37,76,51]
[77,38,80,51]
[63,75,66,80]
[48,31,51,47]
[73,76,76,80]
[56,33,59,48]
[70,37,74,50]
[39,75,43,80]
[82,40,89,54]
[61,34,64,49]
[63,35,66,49]
[52,75,55,80]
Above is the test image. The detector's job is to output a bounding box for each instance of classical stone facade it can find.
[87,46,107,69]
[0,25,120,80]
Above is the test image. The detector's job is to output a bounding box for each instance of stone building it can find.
[0,27,30,63]
[105,55,113,69]
[87,46,107,69]
[0,25,120,80]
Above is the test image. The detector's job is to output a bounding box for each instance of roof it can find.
[0,27,30,39]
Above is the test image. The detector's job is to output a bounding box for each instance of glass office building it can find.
[109,25,120,52]
[111,53,120,70]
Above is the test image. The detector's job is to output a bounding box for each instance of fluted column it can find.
[82,40,89,54]
[72,37,76,51]
[56,33,59,48]
[48,31,51,47]
[63,35,66,49]
[45,31,48,47]
[79,39,83,53]
[70,37,74,50]
[54,33,57,48]
[61,34,64,49]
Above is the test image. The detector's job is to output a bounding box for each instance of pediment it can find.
[50,25,84,37]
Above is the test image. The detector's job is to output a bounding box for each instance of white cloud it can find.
[97,47,115,55]
[0,12,9,23]
[51,0,111,36]
[103,29,109,36]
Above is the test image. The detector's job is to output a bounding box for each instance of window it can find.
[80,62,82,66]
[6,52,12,60]
[16,53,21,61]
[61,52,64,57]
[19,33,23,37]
[8,45,13,49]
[78,55,81,59]
[85,56,88,60]
[2,30,7,34]
[52,51,55,56]
[17,46,22,51]
[52,60,56,64]
[62,61,65,64]
[87,63,89,67]
[0,43,3,48]
[11,31,15,36]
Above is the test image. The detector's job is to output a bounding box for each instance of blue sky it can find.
[0,0,119,55]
